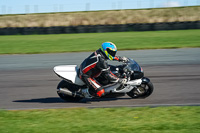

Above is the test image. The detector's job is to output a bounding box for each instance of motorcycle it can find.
[54,58,154,102]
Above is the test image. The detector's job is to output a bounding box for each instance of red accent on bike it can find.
[96,89,105,97]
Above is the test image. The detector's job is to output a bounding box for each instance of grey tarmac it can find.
[0,48,200,110]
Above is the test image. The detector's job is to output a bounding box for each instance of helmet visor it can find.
[107,48,117,57]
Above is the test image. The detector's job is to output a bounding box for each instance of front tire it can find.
[57,80,83,102]
[127,81,154,99]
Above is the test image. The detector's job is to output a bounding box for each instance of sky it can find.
[0,0,200,14]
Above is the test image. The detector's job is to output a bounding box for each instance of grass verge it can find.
[0,29,200,54]
[0,106,200,133]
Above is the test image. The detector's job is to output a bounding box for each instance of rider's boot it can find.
[81,88,93,98]
[96,89,105,97]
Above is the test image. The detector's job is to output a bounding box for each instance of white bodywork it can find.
[54,65,85,86]
[54,65,143,93]
[113,79,142,93]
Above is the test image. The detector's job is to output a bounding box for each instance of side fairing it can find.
[54,65,85,86]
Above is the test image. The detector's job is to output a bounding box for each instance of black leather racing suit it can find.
[79,48,122,97]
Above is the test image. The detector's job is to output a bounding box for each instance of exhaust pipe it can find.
[58,88,83,97]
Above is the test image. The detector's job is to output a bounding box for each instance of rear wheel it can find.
[57,80,83,102]
[127,81,154,99]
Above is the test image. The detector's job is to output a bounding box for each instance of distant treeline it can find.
[0,21,200,35]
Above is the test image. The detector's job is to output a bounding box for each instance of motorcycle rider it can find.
[79,42,128,98]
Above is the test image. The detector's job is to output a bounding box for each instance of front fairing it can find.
[126,58,144,80]
[126,58,143,73]
[105,58,144,82]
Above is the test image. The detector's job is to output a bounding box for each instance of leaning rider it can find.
[79,42,128,98]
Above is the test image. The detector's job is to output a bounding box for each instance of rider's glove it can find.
[118,78,127,84]
[119,56,128,63]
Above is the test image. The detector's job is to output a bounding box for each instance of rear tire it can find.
[127,81,154,99]
[57,80,83,102]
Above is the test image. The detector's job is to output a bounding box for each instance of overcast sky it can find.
[1,0,199,14]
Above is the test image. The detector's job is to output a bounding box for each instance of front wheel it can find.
[127,81,154,99]
[57,80,83,102]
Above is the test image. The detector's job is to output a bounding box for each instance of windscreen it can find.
[127,58,141,72]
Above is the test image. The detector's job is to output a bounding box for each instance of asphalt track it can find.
[0,48,200,110]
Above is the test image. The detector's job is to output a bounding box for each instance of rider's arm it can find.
[102,70,119,82]
[97,57,119,82]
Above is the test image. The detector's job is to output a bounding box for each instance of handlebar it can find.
[122,64,133,80]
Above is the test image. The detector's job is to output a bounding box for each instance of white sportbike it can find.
[54,58,154,102]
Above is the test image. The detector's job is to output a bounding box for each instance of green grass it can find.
[0,29,200,54]
[0,106,200,133]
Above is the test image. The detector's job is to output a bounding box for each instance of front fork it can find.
[135,77,151,95]
[127,77,150,96]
